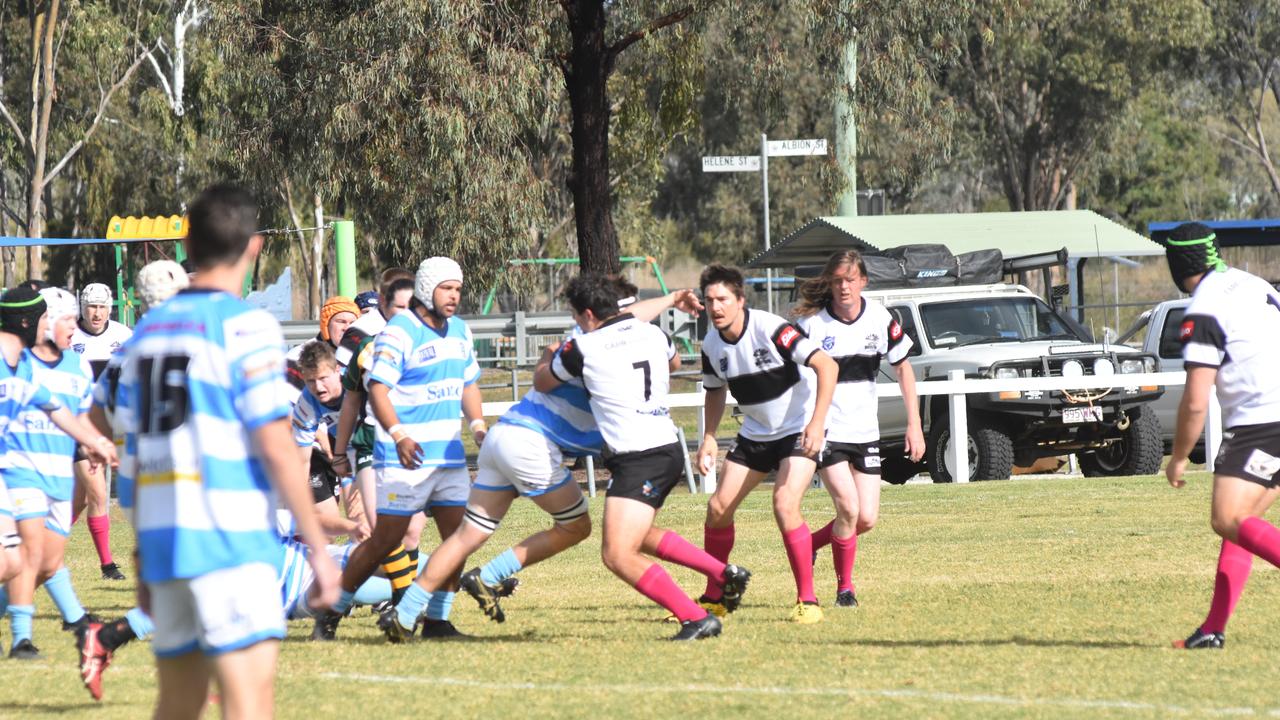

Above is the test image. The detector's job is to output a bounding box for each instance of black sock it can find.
[98,619,137,652]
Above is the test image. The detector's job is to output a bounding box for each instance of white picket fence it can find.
[478,370,1216,495]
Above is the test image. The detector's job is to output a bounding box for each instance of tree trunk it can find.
[312,193,325,313]
[562,0,621,276]
[25,0,60,280]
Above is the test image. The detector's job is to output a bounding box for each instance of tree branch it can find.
[0,98,25,152]
[608,5,694,58]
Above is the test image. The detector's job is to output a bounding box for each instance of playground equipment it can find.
[481,255,672,314]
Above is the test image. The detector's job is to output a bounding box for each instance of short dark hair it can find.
[186,184,260,269]
[378,268,413,297]
[563,272,623,320]
[699,263,745,299]
[297,340,337,374]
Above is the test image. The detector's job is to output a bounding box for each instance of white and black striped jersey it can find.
[550,313,679,454]
[797,300,912,443]
[701,308,822,441]
[1181,267,1280,428]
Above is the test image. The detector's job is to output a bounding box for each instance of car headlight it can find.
[1120,358,1143,374]
[1093,358,1114,377]
[994,367,1020,380]
[1061,359,1084,377]
[1143,357,1157,373]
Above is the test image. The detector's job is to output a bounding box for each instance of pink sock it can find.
[1201,539,1252,634]
[1237,516,1280,569]
[702,524,734,600]
[655,531,726,585]
[831,532,857,593]
[811,521,834,552]
[87,514,113,565]
[782,524,818,603]
[635,564,706,623]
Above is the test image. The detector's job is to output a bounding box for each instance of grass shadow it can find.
[795,636,1146,650]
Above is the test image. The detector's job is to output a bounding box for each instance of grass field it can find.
[3,471,1278,719]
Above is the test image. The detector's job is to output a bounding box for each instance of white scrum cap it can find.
[414,257,463,310]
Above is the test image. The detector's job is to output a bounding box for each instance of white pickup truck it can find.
[1117,298,1204,462]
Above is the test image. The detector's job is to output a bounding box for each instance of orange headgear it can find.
[319,296,359,341]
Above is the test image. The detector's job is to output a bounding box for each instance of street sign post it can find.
[701,135,827,313]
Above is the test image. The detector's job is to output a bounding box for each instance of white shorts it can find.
[148,562,285,658]
[473,423,574,497]
[376,465,469,516]
[8,487,72,536]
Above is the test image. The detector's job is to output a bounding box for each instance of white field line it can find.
[321,672,1279,717]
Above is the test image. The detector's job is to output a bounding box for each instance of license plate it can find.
[1062,406,1103,424]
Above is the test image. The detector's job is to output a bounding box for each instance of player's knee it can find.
[706,495,734,525]
[1210,511,1245,541]
[600,542,624,573]
[550,495,590,540]
[856,510,879,535]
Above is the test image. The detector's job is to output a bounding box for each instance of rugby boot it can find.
[835,590,859,608]
[789,601,824,624]
[100,563,126,581]
[75,622,112,701]
[497,577,520,598]
[9,638,41,660]
[420,619,466,639]
[310,610,342,641]
[376,606,418,644]
[671,613,722,641]
[63,612,104,633]
[1173,627,1224,649]
[719,564,752,613]
[460,568,506,623]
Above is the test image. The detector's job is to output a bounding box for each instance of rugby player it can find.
[313,257,483,640]
[794,250,924,607]
[293,341,369,538]
[533,272,747,641]
[1164,222,1280,649]
[695,264,838,624]
[120,184,338,719]
[68,282,131,580]
[377,282,712,636]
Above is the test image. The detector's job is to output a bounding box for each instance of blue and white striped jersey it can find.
[5,350,94,499]
[499,329,602,456]
[121,288,292,583]
[367,311,480,470]
[292,388,342,449]
[0,351,62,477]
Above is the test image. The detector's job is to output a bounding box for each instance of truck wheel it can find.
[926,417,1015,483]
[1078,408,1163,477]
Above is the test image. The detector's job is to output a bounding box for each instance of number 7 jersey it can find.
[549,313,679,454]
[118,288,293,583]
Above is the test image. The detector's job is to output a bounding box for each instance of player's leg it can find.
[602,496,718,640]
[418,495,467,637]
[311,512,412,640]
[773,453,822,622]
[211,641,280,720]
[150,578,210,718]
[75,461,123,580]
[813,459,859,601]
[7,512,47,658]
[39,515,93,630]
[154,653,212,719]
[76,607,154,701]
[642,523,752,611]
[701,449,765,602]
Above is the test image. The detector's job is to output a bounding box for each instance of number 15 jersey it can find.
[120,289,293,583]
[550,313,678,454]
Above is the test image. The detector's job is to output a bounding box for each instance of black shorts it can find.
[604,442,686,510]
[1214,422,1280,488]
[725,433,811,474]
[308,449,340,503]
[818,441,881,475]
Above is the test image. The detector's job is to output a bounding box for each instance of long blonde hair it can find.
[792,250,867,318]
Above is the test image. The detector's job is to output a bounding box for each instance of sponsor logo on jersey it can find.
[864,332,880,351]
[1180,320,1194,341]
[822,335,835,350]
[889,321,904,341]
[753,347,773,369]
[415,346,438,363]
[719,356,728,372]
[778,325,800,349]
[72,344,85,353]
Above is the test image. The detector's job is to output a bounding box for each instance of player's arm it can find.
[368,380,421,470]
[893,360,925,462]
[628,289,704,323]
[87,403,112,437]
[534,338,583,393]
[697,349,727,475]
[460,333,486,445]
[45,406,116,467]
[330,388,362,476]
[802,350,838,455]
[1168,365,1217,489]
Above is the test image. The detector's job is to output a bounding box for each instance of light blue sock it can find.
[9,605,34,647]
[479,548,523,586]
[354,576,392,607]
[425,591,454,621]
[397,583,430,628]
[333,588,356,615]
[43,567,85,624]
[125,608,154,640]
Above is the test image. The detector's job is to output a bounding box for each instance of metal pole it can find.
[761,133,773,314]
[835,33,858,216]
[585,455,597,498]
